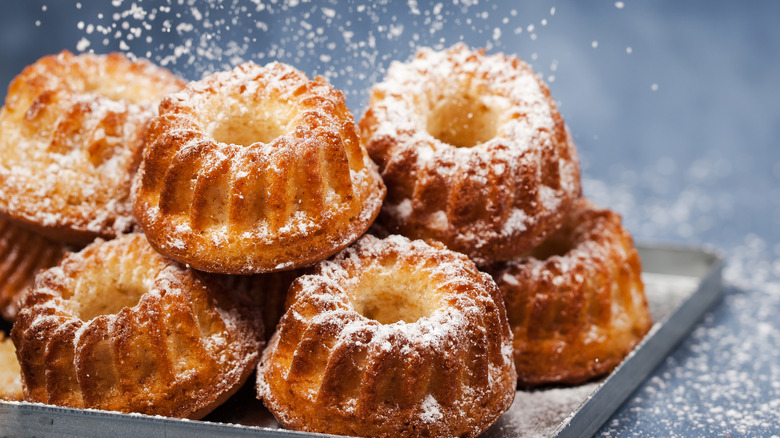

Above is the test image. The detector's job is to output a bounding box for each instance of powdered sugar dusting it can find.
[481,264,711,437]
[364,44,581,265]
[596,235,780,437]
[368,44,554,157]
[418,394,443,423]
[260,234,515,434]
[12,234,262,418]
[386,199,413,221]
[487,382,600,438]
[567,136,780,437]
[502,208,529,235]
[13,1,776,436]
[0,52,183,239]
[132,60,384,274]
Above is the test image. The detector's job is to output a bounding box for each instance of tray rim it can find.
[0,242,725,438]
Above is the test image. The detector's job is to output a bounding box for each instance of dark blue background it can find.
[2,1,778,436]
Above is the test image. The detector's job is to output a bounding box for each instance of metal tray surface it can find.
[0,244,724,437]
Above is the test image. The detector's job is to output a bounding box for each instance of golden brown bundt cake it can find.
[257,234,516,438]
[11,233,265,419]
[0,50,185,244]
[132,61,386,275]
[0,332,23,401]
[485,198,652,387]
[360,43,581,266]
[0,217,68,321]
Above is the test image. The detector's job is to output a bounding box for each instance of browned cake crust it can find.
[485,198,652,387]
[11,233,265,419]
[214,267,303,341]
[257,234,516,438]
[0,332,23,401]
[0,217,68,321]
[132,61,386,274]
[0,51,185,244]
[360,44,581,266]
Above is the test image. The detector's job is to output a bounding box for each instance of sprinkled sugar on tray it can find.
[0,243,723,438]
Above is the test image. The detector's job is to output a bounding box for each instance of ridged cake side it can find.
[258,234,516,438]
[0,217,67,321]
[133,61,386,274]
[0,51,185,243]
[360,44,581,265]
[486,198,652,386]
[205,267,303,341]
[11,233,265,419]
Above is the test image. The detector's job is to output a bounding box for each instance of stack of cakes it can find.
[0,44,651,438]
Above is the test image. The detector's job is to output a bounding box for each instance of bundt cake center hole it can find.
[350,274,437,325]
[63,252,157,321]
[71,281,148,321]
[206,99,292,147]
[426,88,506,148]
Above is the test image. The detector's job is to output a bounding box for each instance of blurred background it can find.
[2,1,779,436]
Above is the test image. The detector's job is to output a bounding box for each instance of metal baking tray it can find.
[0,243,723,437]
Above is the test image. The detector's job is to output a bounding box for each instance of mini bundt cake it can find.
[0,51,185,244]
[485,198,652,387]
[360,43,581,265]
[133,61,386,274]
[0,217,68,321]
[11,233,265,419]
[0,332,23,401]
[257,234,516,438]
